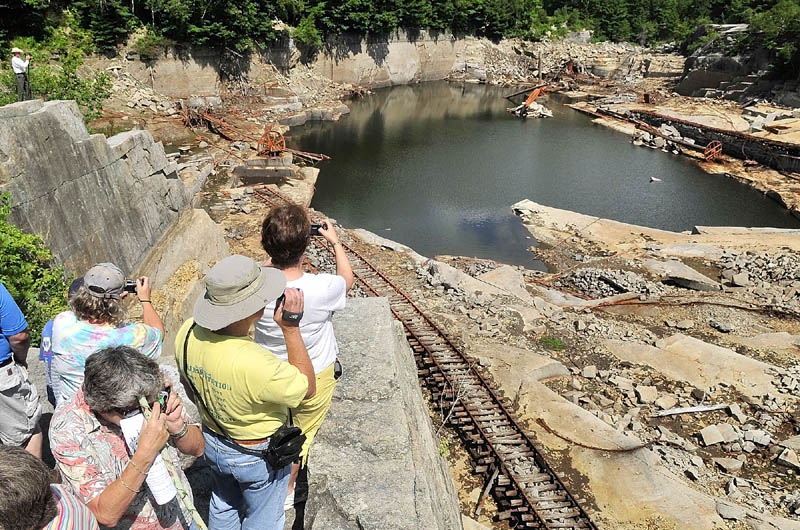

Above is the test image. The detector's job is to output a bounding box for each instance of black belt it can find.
[0,357,13,368]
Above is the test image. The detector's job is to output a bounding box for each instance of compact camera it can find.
[310,223,325,236]
[123,279,138,293]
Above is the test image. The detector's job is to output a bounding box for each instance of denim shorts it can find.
[202,428,290,530]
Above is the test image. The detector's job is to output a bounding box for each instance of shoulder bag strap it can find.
[180,323,263,456]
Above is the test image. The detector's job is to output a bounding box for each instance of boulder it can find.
[643,259,720,291]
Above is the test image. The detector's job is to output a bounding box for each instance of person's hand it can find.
[318,219,339,245]
[135,276,152,302]
[136,402,169,463]
[163,382,186,434]
[25,54,31,61]
[274,288,304,330]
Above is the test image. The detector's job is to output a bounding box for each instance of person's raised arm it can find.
[319,219,354,292]
[275,288,315,398]
[164,380,204,457]
[135,277,165,335]
[86,404,169,526]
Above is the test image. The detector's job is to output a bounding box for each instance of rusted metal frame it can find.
[252,186,596,529]
[634,109,800,152]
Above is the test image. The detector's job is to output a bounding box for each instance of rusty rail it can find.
[252,186,598,530]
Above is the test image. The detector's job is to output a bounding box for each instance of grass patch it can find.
[539,336,565,350]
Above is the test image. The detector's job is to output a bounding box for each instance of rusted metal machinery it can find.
[704,140,723,162]
[257,126,287,157]
[523,85,548,106]
[253,186,598,530]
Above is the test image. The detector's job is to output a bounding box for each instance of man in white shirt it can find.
[11,47,32,101]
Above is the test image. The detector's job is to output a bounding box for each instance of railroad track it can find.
[253,186,597,530]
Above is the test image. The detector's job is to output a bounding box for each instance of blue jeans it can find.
[202,428,290,530]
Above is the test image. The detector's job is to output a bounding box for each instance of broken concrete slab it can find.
[655,395,678,410]
[717,500,747,520]
[513,379,724,529]
[605,334,777,399]
[635,385,658,404]
[426,260,505,297]
[505,305,545,334]
[779,436,800,452]
[478,265,534,304]
[351,229,429,267]
[714,457,744,474]
[643,259,721,291]
[776,448,800,471]
[468,341,569,383]
[649,243,726,260]
[716,423,739,443]
[730,332,800,353]
[700,425,725,446]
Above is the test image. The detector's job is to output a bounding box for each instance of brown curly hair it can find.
[70,286,127,325]
[261,204,311,269]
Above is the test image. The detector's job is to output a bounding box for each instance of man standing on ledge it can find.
[177,255,315,530]
[11,47,32,101]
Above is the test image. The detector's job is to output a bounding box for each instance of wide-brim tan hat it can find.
[11,47,23,54]
[194,254,286,331]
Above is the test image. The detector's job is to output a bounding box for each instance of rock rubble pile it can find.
[108,69,179,115]
[717,252,800,309]
[564,268,664,297]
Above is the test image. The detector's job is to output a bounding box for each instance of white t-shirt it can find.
[11,56,29,74]
[254,272,346,374]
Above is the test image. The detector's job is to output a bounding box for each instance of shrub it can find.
[0,193,70,346]
[133,29,174,58]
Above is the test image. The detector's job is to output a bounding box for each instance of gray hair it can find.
[0,446,58,530]
[70,285,128,326]
[84,346,163,413]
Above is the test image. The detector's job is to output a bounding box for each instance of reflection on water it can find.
[289,82,800,267]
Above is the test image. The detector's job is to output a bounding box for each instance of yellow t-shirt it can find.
[175,319,308,440]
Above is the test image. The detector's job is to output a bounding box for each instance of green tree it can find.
[751,0,800,75]
[0,194,70,346]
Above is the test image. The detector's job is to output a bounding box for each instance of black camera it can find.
[310,223,324,236]
[123,279,137,293]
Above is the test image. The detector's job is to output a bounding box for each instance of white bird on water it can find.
[650,177,662,183]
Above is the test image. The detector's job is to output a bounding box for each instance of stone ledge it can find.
[302,297,462,530]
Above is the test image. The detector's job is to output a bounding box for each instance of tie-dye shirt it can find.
[51,311,162,406]
[43,484,100,530]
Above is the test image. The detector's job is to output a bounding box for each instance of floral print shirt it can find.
[50,390,194,530]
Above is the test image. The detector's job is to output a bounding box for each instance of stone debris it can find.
[717,251,800,311]
[717,500,747,520]
[642,259,721,291]
[566,268,663,298]
[108,70,179,116]
[635,385,658,404]
[655,395,678,410]
[776,448,800,471]
[710,319,735,333]
[714,457,744,474]
[700,425,725,446]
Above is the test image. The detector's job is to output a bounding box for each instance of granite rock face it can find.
[0,99,187,275]
[303,297,462,530]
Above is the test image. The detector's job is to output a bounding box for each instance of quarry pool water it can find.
[289,82,800,267]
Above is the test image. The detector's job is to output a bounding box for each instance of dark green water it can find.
[289,82,800,266]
